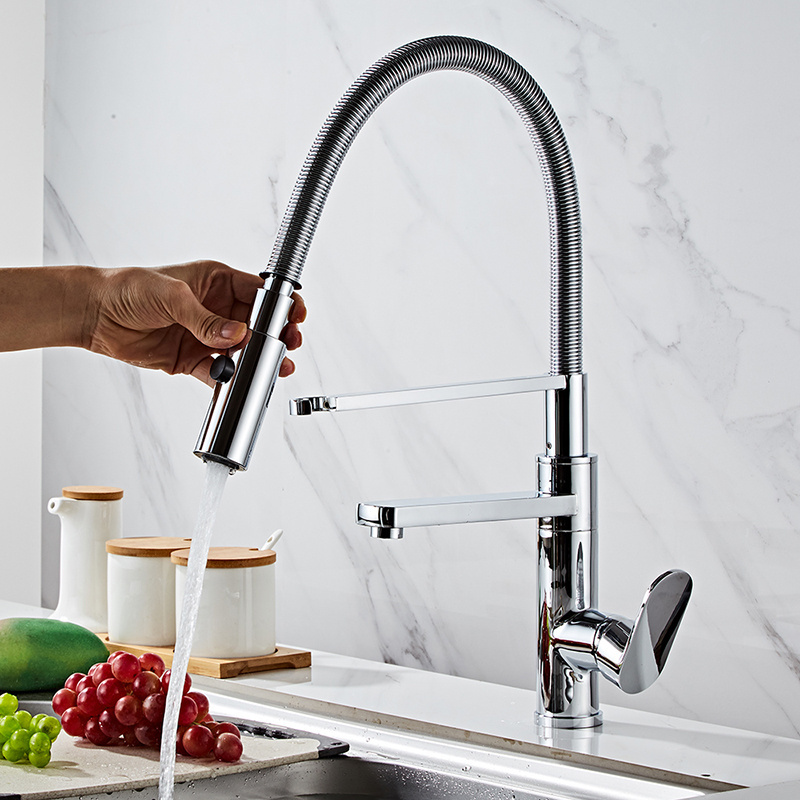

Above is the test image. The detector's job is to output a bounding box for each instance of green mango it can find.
[0,618,109,692]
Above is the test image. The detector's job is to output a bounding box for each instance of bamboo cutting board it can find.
[1,732,322,799]
[101,637,311,678]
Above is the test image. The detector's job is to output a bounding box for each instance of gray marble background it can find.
[41,1,800,738]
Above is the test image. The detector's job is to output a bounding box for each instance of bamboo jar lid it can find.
[106,537,192,558]
[63,485,123,501]
[171,547,276,569]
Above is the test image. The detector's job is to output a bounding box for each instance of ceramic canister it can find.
[48,485,123,633]
[171,547,276,659]
[106,537,191,646]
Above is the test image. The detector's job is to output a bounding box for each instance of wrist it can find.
[0,265,104,353]
[60,265,104,350]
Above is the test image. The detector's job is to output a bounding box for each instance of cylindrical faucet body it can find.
[538,373,601,727]
[536,452,600,728]
[546,373,588,458]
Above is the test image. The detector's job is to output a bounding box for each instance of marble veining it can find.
[39,0,800,740]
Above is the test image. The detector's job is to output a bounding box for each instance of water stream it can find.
[158,460,231,800]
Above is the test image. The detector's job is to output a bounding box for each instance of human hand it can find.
[85,261,306,386]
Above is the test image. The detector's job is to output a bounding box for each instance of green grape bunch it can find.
[0,692,61,768]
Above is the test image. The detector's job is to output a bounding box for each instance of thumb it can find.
[168,283,248,348]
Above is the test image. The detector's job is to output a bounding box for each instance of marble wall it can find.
[42,1,800,739]
[0,0,44,607]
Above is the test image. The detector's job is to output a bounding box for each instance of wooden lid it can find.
[106,537,192,557]
[170,547,276,569]
[63,485,124,501]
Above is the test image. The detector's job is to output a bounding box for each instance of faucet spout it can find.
[357,491,579,539]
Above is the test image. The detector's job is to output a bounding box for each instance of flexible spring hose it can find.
[265,35,582,375]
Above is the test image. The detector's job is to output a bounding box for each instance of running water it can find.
[158,461,231,800]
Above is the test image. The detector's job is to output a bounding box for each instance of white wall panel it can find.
[0,0,44,605]
[42,1,800,738]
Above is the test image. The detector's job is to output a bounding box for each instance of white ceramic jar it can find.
[48,485,123,633]
[171,546,276,659]
[106,537,191,646]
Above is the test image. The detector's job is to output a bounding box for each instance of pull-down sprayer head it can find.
[194,274,296,471]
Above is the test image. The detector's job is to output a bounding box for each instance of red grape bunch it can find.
[52,650,243,762]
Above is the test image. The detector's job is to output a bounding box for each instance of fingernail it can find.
[220,322,244,341]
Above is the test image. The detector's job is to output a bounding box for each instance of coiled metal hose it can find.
[264,36,582,375]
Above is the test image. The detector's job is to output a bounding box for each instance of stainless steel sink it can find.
[71,753,574,799]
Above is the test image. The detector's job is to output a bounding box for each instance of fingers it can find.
[167,281,249,349]
[280,293,305,351]
[232,269,266,303]
[279,356,295,378]
[179,278,306,387]
[289,292,307,324]
[278,292,308,378]
[160,261,261,321]
[276,292,304,380]
[191,355,217,387]
[281,322,302,351]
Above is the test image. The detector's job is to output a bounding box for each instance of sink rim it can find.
[189,687,720,800]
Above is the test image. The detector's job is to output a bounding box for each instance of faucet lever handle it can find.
[594,570,692,694]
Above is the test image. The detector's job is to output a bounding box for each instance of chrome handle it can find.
[555,570,692,694]
[595,570,692,693]
[290,374,568,415]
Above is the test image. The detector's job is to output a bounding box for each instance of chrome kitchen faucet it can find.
[195,36,692,729]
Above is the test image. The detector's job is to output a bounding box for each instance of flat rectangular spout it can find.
[291,374,567,415]
[357,491,577,539]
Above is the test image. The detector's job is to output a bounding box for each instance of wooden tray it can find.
[102,636,311,679]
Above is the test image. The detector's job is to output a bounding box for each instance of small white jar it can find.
[106,537,191,646]
[48,485,123,633]
[171,546,276,659]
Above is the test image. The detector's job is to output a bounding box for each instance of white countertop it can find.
[4,599,800,798]
[195,647,800,795]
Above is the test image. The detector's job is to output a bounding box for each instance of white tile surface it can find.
[39,1,800,741]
